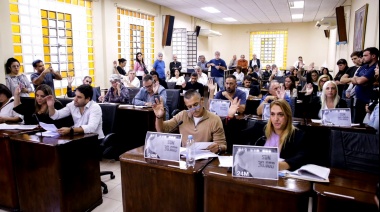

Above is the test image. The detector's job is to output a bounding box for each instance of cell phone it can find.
[153,95,160,103]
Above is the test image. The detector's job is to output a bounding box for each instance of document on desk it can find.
[218,156,233,167]
[0,123,37,130]
[38,131,60,137]
[39,122,57,132]
[180,147,218,160]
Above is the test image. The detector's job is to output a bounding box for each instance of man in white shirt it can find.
[193,66,208,85]
[123,70,140,88]
[46,84,104,139]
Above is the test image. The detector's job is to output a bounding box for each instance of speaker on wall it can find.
[324,30,330,38]
[195,26,201,37]
[162,15,175,46]
[335,6,347,43]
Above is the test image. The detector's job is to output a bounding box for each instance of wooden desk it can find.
[116,106,155,150]
[0,129,38,211]
[120,146,213,211]
[10,133,102,211]
[203,159,311,212]
[314,168,378,212]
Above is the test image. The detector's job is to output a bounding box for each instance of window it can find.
[172,28,187,71]
[250,31,288,69]
[9,0,94,97]
[117,8,155,71]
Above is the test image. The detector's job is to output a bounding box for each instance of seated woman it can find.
[255,99,308,171]
[303,80,347,119]
[0,84,22,123]
[284,76,298,98]
[150,71,168,89]
[99,74,130,104]
[167,68,185,86]
[233,66,244,86]
[13,84,72,128]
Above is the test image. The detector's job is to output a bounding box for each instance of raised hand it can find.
[44,95,55,107]
[305,83,314,95]
[207,78,215,91]
[152,96,165,118]
[67,76,74,86]
[228,97,240,118]
[276,85,286,100]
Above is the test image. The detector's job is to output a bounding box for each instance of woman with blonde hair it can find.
[303,80,347,119]
[254,99,308,171]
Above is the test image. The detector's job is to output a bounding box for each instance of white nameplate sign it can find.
[321,108,351,126]
[232,145,278,180]
[144,131,182,162]
[209,99,231,117]
[237,87,250,99]
[262,103,270,120]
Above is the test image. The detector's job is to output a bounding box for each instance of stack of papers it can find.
[180,142,218,160]
[0,123,37,130]
[282,164,330,182]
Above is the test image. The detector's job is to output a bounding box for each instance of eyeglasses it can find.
[311,74,318,77]
[144,84,153,89]
[129,72,136,75]
[320,80,328,83]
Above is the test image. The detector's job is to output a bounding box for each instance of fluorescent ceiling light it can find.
[223,17,237,22]
[292,14,303,19]
[201,7,220,13]
[289,1,304,9]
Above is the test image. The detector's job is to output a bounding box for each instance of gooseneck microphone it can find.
[168,121,183,133]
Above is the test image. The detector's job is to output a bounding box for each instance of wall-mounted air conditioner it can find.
[315,17,337,30]
[199,29,222,37]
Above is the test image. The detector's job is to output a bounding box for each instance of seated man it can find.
[98,74,130,104]
[194,66,208,86]
[46,84,104,140]
[133,74,169,120]
[152,89,226,154]
[123,69,140,88]
[257,80,290,116]
[183,72,204,96]
[240,75,261,99]
[209,75,247,114]
[67,76,100,102]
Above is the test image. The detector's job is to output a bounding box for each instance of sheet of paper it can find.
[180,148,218,160]
[0,123,37,130]
[218,156,233,167]
[39,122,57,132]
[193,142,213,150]
[311,119,322,123]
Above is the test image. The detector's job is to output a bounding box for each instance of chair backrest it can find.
[167,82,176,89]
[184,76,190,82]
[289,97,296,117]
[128,87,141,102]
[330,130,379,175]
[56,98,73,107]
[139,80,143,87]
[93,86,101,102]
[165,89,180,118]
[99,104,119,135]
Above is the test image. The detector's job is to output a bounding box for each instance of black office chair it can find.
[166,89,180,119]
[99,104,120,194]
[289,97,297,117]
[330,130,379,175]
[128,87,141,103]
[167,82,176,89]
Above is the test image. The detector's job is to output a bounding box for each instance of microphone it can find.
[168,121,183,133]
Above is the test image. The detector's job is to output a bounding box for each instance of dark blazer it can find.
[169,61,182,77]
[255,128,309,171]
[249,59,261,69]
[183,82,204,97]
[303,95,348,119]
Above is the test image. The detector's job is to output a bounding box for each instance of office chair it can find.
[166,89,180,118]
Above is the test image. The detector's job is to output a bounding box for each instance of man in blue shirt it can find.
[209,75,247,114]
[152,52,166,80]
[207,51,227,91]
[351,47,378,123]
[31,59,62,92]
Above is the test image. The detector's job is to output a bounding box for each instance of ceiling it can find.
[145,0,347,24]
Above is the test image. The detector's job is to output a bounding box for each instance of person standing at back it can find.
[134,52,146,80]
[207,51,227,91]
[114,58,127,75]
[31,59,62,92]
[5,57,33,97]
[152,52,166,81]
[169,55,182,78]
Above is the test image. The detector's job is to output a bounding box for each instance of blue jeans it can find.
[214,77,224,91]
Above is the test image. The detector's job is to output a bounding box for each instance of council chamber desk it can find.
[120,146,213,211]
[314,168,378,212]
[10,133,102,211]
[203,159,311,212]
[0,128,39,211]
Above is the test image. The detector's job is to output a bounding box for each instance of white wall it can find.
[0,0,14,83]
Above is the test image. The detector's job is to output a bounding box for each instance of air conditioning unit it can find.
[199,29,222,37]
[315,17,337,29]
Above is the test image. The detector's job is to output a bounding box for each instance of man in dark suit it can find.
[169,55,182,78]
[249,54,261,70]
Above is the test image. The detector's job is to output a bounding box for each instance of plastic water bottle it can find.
[186,135,195,168]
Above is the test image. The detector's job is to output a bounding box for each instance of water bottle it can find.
[186,135,195,168]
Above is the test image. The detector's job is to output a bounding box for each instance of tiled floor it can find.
[0,159,122,212]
